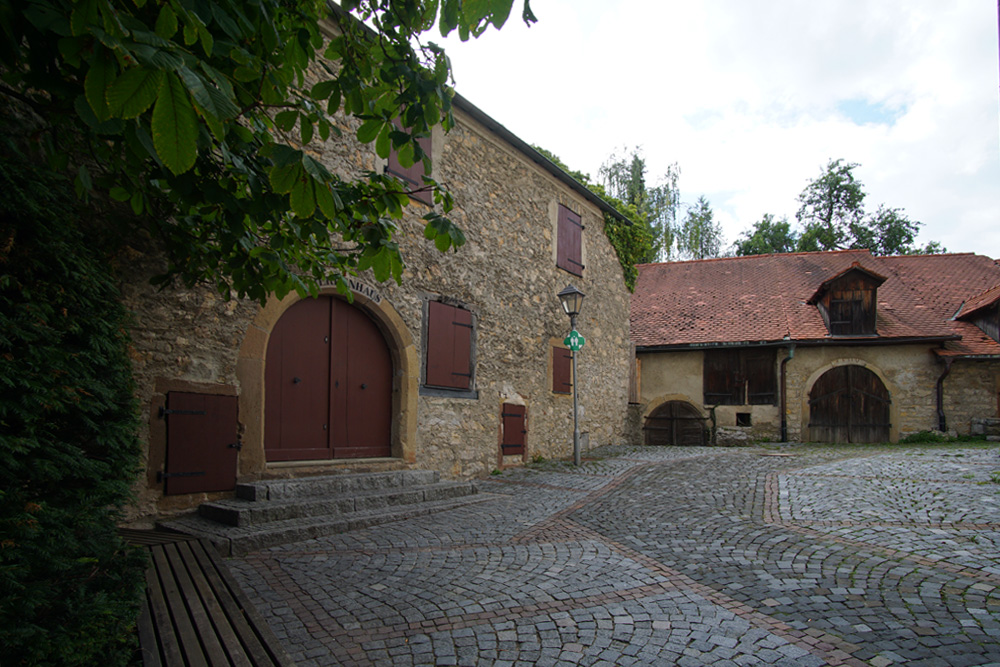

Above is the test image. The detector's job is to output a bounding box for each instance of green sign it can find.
[564,330,586,351]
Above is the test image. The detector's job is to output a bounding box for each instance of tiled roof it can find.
[630,250,1000,357]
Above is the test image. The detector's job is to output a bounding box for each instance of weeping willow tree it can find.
[598,148,680,262]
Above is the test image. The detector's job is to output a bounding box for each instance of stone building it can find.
[122,89,633,521]
[630,250,1000,446]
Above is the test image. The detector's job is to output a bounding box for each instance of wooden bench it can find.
[121,530,293,666]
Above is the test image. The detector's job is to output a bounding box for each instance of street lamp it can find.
[557,284,585,466]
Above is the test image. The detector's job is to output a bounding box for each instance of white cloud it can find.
[437,1,1000,256]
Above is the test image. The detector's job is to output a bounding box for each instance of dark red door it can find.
[331,298,392,458]
[163,392,238,495]
[501,404,526,456]
[265,297,392,461]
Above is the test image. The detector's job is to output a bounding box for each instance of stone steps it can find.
[159,470,489,556]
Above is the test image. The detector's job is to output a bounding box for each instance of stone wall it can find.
[120,95,631,521]
[943,360,1000,434]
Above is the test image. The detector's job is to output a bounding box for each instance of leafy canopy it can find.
[734,159,944,257]
[678,195,723,260]
[0,0,535,304]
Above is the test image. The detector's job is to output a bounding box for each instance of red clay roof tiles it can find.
[630,250,1000,357]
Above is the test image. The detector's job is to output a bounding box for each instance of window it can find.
[556,204,584,276]
[703,348,777,406]
[736,412,752,427]
[828,289,875,335]
[424,300,474,394]
[552,346,572,394]
[386,119,433,205]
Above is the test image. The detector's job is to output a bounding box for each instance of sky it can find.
[431,0,1000,257]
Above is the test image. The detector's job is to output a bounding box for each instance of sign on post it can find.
[564,330,586,351]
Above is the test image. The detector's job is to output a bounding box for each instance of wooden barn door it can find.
[265,297,392,461]
[808,365,890,443]
[643,401,707,446]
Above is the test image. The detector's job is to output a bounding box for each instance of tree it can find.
[0,0,535,304]
[795,159,866,252]
[792,159,941,256]
[733,213,798,256]
[599,149,680,262]
[679,195,724,260]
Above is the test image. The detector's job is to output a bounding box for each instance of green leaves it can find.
[151,72,198,175]
[107,68,163,119]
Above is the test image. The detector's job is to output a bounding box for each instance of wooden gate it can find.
[808,365,891,443]
[643,401,707,446]
[265,297,392,461]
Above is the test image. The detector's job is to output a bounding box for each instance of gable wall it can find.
[120,99,631,521]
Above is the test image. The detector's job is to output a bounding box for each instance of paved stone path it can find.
[228,444,1000,666]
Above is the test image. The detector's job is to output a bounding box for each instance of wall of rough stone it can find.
[120,93,631,521]
[636,343,993,444]
[943,360,1000,434]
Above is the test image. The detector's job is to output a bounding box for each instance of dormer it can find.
[808,262,887,336]
[955,283,1000,343]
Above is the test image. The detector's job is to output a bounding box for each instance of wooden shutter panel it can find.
[501,403,526,455]
[386,118,433,205]
[557,205,583,276]
[426,301,472,390]
[703,349,741,405]
[744,348,777,405]
[553,346,572,394]
[163,392,238,495]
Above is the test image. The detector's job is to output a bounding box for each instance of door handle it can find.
[293,377,302,384]
[361,383,367,390]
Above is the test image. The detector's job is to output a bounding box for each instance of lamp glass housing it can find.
[557,284,585,318]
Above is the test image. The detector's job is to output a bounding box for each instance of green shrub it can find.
[898,431,950,444]
[0,141,146,665]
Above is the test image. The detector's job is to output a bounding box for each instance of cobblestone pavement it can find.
[228,444,1000,666]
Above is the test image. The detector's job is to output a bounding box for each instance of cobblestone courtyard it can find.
[229,445,1000,666]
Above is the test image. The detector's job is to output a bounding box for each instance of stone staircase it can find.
[160,470,490,555]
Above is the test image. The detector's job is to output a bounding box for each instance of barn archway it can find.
[643,400,708,446]
[808,365,891,443]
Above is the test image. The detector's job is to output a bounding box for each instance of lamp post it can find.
[557,284,586,466]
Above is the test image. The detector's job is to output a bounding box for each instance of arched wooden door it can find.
[265,297,392,461]
[643,401,708,446]
[808,365,890,443]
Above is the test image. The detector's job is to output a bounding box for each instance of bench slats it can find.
[129,531,293,667]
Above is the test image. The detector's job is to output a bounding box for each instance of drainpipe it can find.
[936,357,953,433]
[780,344,796,442]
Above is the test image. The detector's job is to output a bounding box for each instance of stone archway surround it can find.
[799,358,899,443]
[235,287,418,478]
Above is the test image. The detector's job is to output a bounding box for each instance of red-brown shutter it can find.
[501,403,526,455]
[386,118,433,205]
[557,205,583,276]
[553,346,572,394]
[163,392,239,495]
[426,301,473,390]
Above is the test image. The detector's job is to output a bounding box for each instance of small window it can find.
[424,301,473,392]
[556,204,584,276]
[552,346,572,394]
[736,412,752,427]
[386,119,433,205]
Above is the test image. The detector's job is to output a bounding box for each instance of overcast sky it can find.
[432,1,1000,258]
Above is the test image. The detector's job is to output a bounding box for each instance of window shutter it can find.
[553,346,572,394]
[744,349,777,405]
[426,301,473,390]
[703,349,741,405]
[386,118,433,205]
[557,205,583,276]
